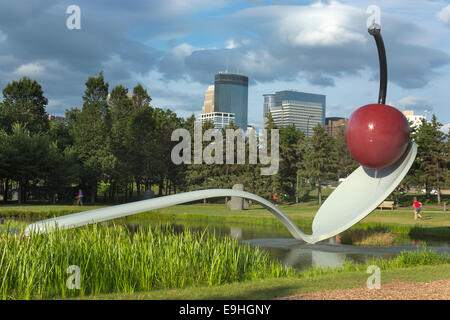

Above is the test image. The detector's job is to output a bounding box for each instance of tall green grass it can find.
[0,224,294,300]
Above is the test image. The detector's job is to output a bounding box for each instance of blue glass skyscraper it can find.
[214,73,248,130]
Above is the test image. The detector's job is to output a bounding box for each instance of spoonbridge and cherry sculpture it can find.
[25,24,417,244]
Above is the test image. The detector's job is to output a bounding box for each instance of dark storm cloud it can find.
[0,0,163,114]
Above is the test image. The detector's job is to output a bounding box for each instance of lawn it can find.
[84,264,450,300]
[1,202,449,236]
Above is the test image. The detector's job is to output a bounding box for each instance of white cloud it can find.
[171,43,199,59]
[14,62,45,77]
[241,2,368,47]
[441,123,450,133]
[437,5,450,24]
[394,96,433,112]
[279,5,367,47]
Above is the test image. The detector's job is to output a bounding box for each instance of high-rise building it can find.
[263,90,326,137]
[198,112,235,130]
[201,85,215,114]
[402,110,426,128]
[325,117,348,136]
[263,94,275,117]
[213,73,248,130]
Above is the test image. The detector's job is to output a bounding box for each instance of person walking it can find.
[76,189,84,206]
[413,196,422,220]
[273,193,278,205]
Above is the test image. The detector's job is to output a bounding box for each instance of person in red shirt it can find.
[76,189,84,206]
[273,193,278,205]
[413,196,422,220]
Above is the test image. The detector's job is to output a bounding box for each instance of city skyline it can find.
[0,1,449,132]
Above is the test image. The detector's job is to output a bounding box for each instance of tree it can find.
[413,115,448,204]
[334,126,358,178]
[44,144,79,204]
[278,125,303,202]
[0,123,52,203]
[301,124,337,205]
[72,72,110,203]
[0,77,49,134]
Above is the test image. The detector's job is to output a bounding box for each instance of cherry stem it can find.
[368,24,387,105]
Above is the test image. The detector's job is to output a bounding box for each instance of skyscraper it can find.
[263,90,326,137]
[214,73,248,130]
[201,85,215,114]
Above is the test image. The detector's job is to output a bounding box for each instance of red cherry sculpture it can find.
[345,24,410,170]
[345,104,410,170]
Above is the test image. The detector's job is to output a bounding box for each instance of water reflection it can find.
[124,220,449,271]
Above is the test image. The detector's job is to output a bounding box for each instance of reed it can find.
[0,223,293,299]
[340,228,396,246]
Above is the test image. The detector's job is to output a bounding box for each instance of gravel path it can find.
[276,279,450,300]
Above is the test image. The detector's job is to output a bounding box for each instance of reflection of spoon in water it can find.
[25,25,417,243]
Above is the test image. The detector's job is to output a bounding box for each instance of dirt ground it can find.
[276,279,450,300]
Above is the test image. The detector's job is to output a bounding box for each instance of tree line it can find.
[0,73,448,205]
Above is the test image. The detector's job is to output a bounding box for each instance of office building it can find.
[402,110,426,128]
[326,117,348,136]
[199,73,248,130]
[213,73,248,130]
[263,90,326,137]
[263,94,275,117]
[201,85,215,114]
[198,112,235,130]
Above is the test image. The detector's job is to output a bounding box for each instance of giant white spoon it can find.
[24,142,417,243]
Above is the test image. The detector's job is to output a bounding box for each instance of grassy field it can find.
[85,264,450,300]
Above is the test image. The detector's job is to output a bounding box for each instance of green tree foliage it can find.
[0,77,49,134]
[412,115,449,203]
[72,72,110,203]
[334,126,358,178]
[0,124,52,203]
[301,124,337,205]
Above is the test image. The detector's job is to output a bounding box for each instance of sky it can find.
[0,0,449,132]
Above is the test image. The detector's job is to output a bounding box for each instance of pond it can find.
[124,219,450,271]
[3,215,449,271]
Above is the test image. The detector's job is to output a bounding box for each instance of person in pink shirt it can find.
[413,196,422,220]
[76,189,84,206]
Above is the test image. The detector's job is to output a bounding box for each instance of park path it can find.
[275,279,450,300]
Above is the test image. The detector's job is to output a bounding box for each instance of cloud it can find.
[394,96,434,112]
[14,62,45,77]
[158,1,450,89]
[437,5,450,25]
[441,123,450,133]
[0,0,449,124]
[276,2,367,47]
